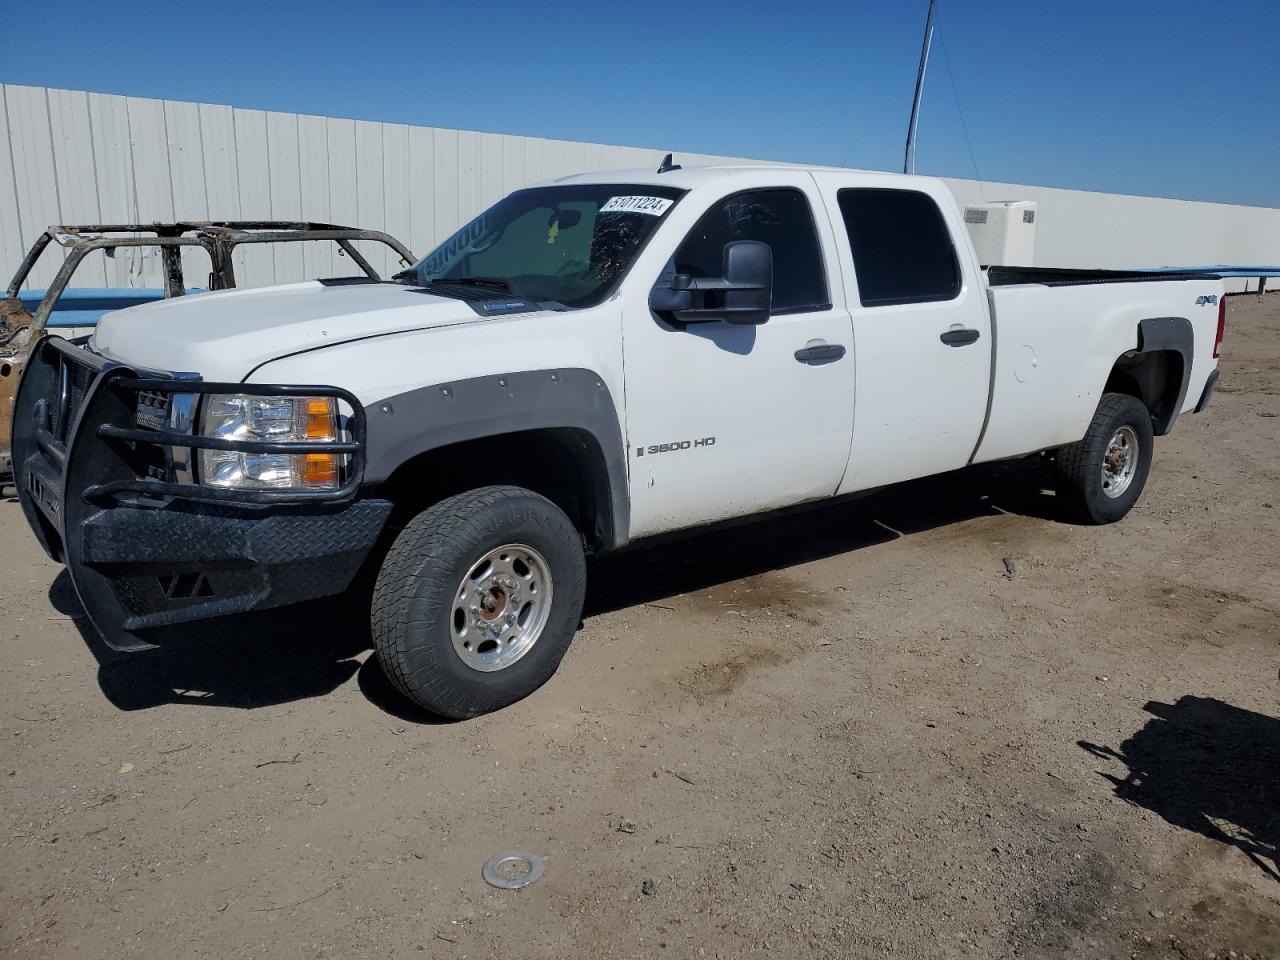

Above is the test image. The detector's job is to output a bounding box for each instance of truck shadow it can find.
[1079,696,1280,883]
[58,456,1060,716]
[53,572,372,712]
[585,455,1060,615]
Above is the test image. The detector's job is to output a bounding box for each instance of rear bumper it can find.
[13,336,389,651]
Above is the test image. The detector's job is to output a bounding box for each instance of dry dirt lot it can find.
[1,296,1277,960]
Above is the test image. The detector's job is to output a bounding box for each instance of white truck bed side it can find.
[974,277,1222,463]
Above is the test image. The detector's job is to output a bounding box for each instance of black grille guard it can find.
[12,335,386,652]
[14,336,368,553]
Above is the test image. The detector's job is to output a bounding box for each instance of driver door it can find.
[621,174,856,539]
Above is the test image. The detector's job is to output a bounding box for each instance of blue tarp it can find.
[1140,265,1280,277]
[18,288,203,327]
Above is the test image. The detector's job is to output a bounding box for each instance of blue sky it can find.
[3,0,1276,207]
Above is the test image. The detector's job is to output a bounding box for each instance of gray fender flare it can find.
[362,368,629,548]
[1134,316,1194,435]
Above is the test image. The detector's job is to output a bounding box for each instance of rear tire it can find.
[371,485,586,718]
[1053,392,1154,524]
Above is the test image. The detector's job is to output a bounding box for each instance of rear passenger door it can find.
[814,176,991,493]
[621,175,855,538]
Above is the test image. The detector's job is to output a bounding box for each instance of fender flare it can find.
[362,367,629,548]
[1133,316,1194,435]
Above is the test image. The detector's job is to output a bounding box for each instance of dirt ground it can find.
[1,296,1277,960]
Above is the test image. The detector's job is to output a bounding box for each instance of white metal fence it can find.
[2,83,1277,293]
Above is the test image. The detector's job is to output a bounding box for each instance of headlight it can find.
[199,394,343,490]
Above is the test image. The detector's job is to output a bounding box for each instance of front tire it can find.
[1053,392,1154,524]
[371,486,586,718]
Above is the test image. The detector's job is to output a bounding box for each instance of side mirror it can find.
[648,240,773,325]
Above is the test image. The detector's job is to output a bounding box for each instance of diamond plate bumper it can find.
[74,498,392,650]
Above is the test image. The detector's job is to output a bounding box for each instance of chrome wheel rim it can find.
[451,543,553,672]
[1101,425,1139,499]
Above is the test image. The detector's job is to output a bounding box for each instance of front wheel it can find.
[371,486,586,718]
[1053,392,1154,524]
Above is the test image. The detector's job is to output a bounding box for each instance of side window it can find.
[672,188,829,314]
[837,188,961,307]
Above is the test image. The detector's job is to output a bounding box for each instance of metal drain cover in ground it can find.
[482,852,544,889]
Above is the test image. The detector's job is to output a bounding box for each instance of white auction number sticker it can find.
[600,195,673,216]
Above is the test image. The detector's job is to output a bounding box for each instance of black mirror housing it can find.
[648,240,773,325]
[719,241,772,325]
[648,274,694,313]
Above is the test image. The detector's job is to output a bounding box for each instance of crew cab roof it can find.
[532,164,943,192]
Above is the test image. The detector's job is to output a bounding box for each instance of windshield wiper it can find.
[434,276,513,291]
[391,272,513,292]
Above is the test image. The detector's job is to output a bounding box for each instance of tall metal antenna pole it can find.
[903,0,938,174]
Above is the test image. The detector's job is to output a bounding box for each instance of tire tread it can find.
[1053,392,1153,524]
[370,486,585,718]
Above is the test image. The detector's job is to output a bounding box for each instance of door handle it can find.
[794,342,846,364]
[940,327,981,347]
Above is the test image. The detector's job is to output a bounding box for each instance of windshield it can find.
[401,184,685,308]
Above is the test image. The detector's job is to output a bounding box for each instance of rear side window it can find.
[837,188,961,307]
[672,188,830,314]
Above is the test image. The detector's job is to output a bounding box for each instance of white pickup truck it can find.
[12,163,1225,718]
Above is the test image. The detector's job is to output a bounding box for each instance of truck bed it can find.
[973,274,1223,464]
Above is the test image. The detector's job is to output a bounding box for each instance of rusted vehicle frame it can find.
[1,222,416,477]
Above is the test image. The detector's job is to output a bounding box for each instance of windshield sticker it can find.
[600,195,673,216]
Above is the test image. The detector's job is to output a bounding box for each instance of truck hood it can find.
[89,281,486,382]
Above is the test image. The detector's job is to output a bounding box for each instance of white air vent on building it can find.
[963,200,1038,267]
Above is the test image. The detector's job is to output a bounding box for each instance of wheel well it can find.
[375,428,615,552]
[1105,349,1184,436]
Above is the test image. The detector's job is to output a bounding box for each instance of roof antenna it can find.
[903,0,938,174]
[657,153,681,174]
